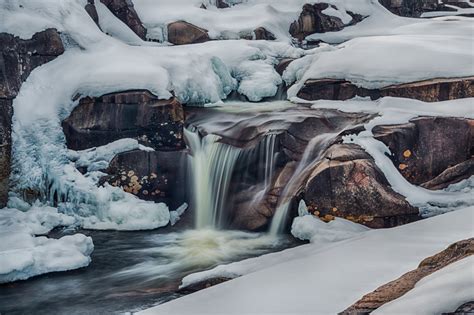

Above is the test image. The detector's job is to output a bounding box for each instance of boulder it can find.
[341,238,474,314]
[102,149,187,209]
[373,117,473,186]
[378,0,441,17]
[100,0,147,40]
[85,0,100,27]
[167,21,210,45]
[253,27,276,40]
[297,77,474,102]
[62,90,185,151]
[302,144,420,228]
[290,3,363,41]
[0,29,64,207]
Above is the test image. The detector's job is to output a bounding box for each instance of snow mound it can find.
[0,206,93,283]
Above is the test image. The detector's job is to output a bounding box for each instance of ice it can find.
[291,213,369,244]
[0,206,93,283]
[373,256,474,315]
[140,206,474,314]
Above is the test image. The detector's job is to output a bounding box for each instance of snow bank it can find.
[373,256,474,315]
[140,206,474,315]
[0,206,93,283]
[286,32,474,94]
[310,97,474,217]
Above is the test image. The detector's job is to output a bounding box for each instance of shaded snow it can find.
[373,256,474,315]
[141,206,474,314]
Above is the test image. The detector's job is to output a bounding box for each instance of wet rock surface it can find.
[63,90,185,151]
[100,0,147,39]
[297,77,474,102]
[102,149,188,209]
[341,238,474,314]
[0,28,65,207]
[302,144,420,228]
[187,105,419,230]
[167,21,210,45]
[373,117,474,187]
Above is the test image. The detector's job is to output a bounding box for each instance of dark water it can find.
[0,226,297,315]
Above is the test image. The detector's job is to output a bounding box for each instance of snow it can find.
[291,214,369,243]
[0,0,305,233]
[310,97,474,217]
[286,33,474,94]
[70,138,154,172]
[140,206,474,315]
[373,256,474,315]
[0,206,93,283]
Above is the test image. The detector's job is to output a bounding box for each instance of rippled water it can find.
[0,227,296,315]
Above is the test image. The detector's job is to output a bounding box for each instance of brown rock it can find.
[378,0,454,17]
[296,77,474,102]
[0,29,64,207]
[290,3,363,41]
[167,21,210,45]
[275,58,295,76]
[421,159,474,190]
[62,90,185,151]
[100,0,147,40]
[103,149,187,208]
[303,143,420,228]
[341,238,474,314]
[373,117,473,186]
[253,27,276,40]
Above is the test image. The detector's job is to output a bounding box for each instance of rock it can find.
[290,3,363,41]
[373,117,473,186]
[100,0,147,40]
[275,58,295,76]
[0,99,12,207]
[296,77,474,102]
[444,301,474,315]
[253,27,276,40]
[0,29,64,207]
[85,0,100,27]
[341,238,474,314]
[302,143,420,228]
[62,90,185,151]
[167,21,210,45]
[378,0,441,17]
[421,159,474,190]
[215,0,230,9]
[177,277,232,295]
[103,149,187,209]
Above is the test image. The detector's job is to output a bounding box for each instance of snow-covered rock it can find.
[0,206,93,283]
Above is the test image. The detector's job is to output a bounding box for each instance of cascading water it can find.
[269,133,338,235]
[184,128,242,229]
[185,127,279,230]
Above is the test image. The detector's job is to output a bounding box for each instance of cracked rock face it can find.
[62,90,185,151]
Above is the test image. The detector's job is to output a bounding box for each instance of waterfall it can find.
[185,128,241,229]
[269,133,338,235]
[185,128,279,230]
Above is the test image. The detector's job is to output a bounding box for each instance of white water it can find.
[185,128,242,229]
[269,133,338,235]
